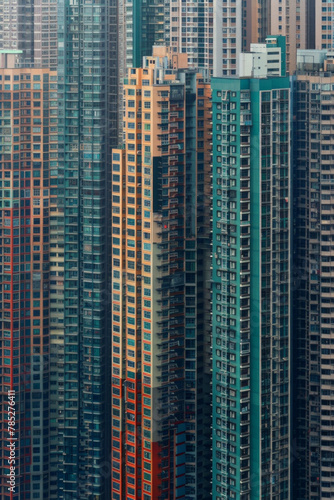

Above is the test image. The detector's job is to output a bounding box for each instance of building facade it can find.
[268,0,310,74]
[167,0,213,72]
[120,0,165,70]
[315,0,334,51]
[118,0,165,144]
[0,62,58,500]
[121,0,213,72]
[212,0,315,76]
[118,0,214,144]
[111,50,212,500]
[213,0,243,77]
[211,70,291,499]
[294,51,334,500]
[57,0,118,496]
[0,0,58,69]
[239,35,286,78]
[212,0,273,77]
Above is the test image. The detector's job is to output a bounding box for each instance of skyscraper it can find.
[265,0,310,73]
[118,0,214,148]
[212,0,268,77]
[120,0,165,71]
[56,0,118,496]
[167,0,213,71]
[294,49,334,500]
[118,0,165,143]
[0,1,60,497]
[49,87,64,498]
[315,0,334,51]
[111,48,212,500]
[32,0,58,69]
[0,56,58,500]
[120,0,213,73]
[213,0,243,77]
[0,0,58,69]
[211,46,291,499]
[212,0,316,77]
[4,3,334,500]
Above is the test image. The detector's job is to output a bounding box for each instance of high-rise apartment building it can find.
[211,53,291,499]
[56,0,118,496]
[0,58,58,500]
[120,0,165,70]
[167,0,213,71]
[49,120,64,499]
[294,49,334,500]
[0,0,58,69]
[118,0,213,148]
[213,0,243,77]
[0,0,33,65]
[118,0,165,142]
[212,0,315,76]
[212,0,270,77]
[253,0,271,45]
[213,0,275,77]
[315,0,334,51]
[111,48,212,500]
[32,0,58,69]
[267,0,309,73]
[121,0,213,72]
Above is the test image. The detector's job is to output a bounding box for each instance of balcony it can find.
[240,112,252,126]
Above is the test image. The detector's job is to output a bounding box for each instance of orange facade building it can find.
[111,49,212,500]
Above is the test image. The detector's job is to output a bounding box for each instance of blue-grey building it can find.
[56,0,118,497]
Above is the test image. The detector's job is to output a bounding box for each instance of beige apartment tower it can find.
[315,0,334,51]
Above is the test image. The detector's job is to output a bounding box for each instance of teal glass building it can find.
[57,0,118,497]
[211,74,292,499]
[123,0,165,69]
